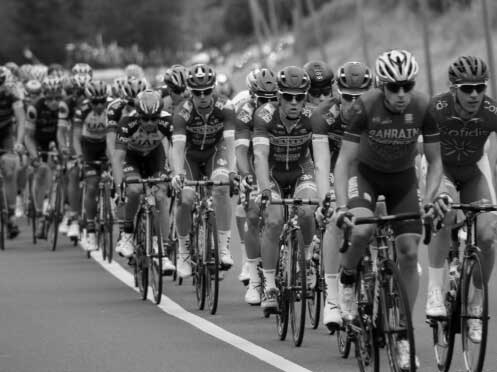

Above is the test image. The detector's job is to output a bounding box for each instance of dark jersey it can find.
[252,102,313,170]
[106,98,132,133]
[116,110,173,155]
[26,98,65,143]
[0,83,22,129]
[429,92,497,166]
[172,95,235,151]
[343,89,440,173]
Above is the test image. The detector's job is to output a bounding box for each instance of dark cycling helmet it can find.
[136,89,163,117]
[336,61,373,94]
[303,60,334,88]
[41,77,63,96]
[25,79,43,96]
[376,49,418,83]
[448,56,489,84]
[111,77,126,98]
[252,68,277,97]
[84,80,108,99]
[277,66,310,93]
[164,64,187,92]
[186,64,216,89]
[122,77,147,99]
[72,63,93,77]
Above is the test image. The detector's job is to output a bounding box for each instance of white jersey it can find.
[229,90,252,112]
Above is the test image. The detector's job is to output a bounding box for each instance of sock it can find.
[304,244,311,261]
[218,230,231,252]
[248,258,261,283]
[428,267,445,292]
[325,273,339,304]
[178,235,190,255]
[262,269,276,289]
[240,242,247,264]
[471,288,483,306]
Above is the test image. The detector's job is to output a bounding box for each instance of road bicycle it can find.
[96,164,114,263]
[427,202,496,372]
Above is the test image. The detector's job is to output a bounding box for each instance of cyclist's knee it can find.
[126,183,141,199]
[1,155,17,178]
[154,185,168,202]
[396,235,419,265]
[178,188,195,207]
[477,217,497,249]
[264,210,284,233]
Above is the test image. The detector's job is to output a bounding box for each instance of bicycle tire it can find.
[380,259,416,372]
[276,242,289,341]
[48,180,63,252]
[149,209,163,305]
[307,256,321,329]
[289,229,306,346]
[169,217,178,281]
[98,188,106,261]
[193,221,206,310]
[337,326,352,358]
[104,184,113,263]
[134,210,149,300]
[461,251,488,372]
[28,175,37,245]
[0,178,5,251]
[205,213,219,315]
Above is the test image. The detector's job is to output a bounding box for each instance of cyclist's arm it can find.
[253,142,270,191]
[334,140,359,208]
[112,149,126,187]
[57,101,70,151]
[13,101,26,146]
[72,125,83,157]
[236,143,251,177]
[223,104,236,173]
[171,110,187,175]
[234,104,254,176]
[423,141,443,203]
[24,105,37,158]
[312,137,331,200]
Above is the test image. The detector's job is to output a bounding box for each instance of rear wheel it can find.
[205,214,219,315]
[134,210,148,300]
[150,210,163,304]
[289,230,306,347]
[104,184,113,263]
[307,255,321,329]
[0,177,5,251]
[193,221,206,310]
[48,179,63,252]
[276,241,289,341]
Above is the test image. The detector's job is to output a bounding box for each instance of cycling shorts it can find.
[123,145,165,180]
[82,139,107,177]
[268,159,317,199]
[348,162,422,235]
[184,141,229,183]
[0,124,14,156]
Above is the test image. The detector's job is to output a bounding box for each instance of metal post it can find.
[420,0,434,96]
[482,0,496,97]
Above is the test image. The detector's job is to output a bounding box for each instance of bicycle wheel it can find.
[356,264,379,372]
[193,221,206,310]
[289,230,306,346]
[134,210,149,300]
[47,179,63,252]
[149,211,163,305]
[307,255,321,329]
[169,216,178,281]
[98,189,106,261]
[205,213,219,315]
[461,252,488,372]
[28,175,37,245]
[0,178,5,251]
[104,183,113,263]
[276,242,289,341]
[379,259,416,372]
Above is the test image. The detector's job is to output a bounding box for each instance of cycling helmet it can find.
[136,89,163,118]
[277,66,310,93]
[448,56,489,84]
[25,79,42,96]
[72,63,93,76]
[72,73,92,88]
[48,63,65,78]
[246,68,260,93]
[375,49,419,83]
[111,77,126,98]
[30,64,48,82]
[252,68,277,97]
[336,61,373,94]
[0,67,8,86]
[5,62,19,78]
[163,64,187,92]
[19,64,33,83]
[186,64,216,89]
[124,64,144,79]
[84,80,108,99]
[41,77,63,96]
[303,60,334,88]
[121,77,148,99]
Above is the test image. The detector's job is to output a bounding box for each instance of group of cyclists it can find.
[1,48,496,370]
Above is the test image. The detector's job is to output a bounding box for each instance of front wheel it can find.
[134,210,149,300]
[47,179,63,252]
[289,230,306,347]
[205,213,219,315]
[307,256,321,329]
[193,222,206,310]
[149,210,163,305]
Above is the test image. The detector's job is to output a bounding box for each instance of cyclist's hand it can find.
[314,206,331,226]
[433,192,452,219]
[229,171,240,195]
[335,207,354,229]
[13,142,24,154]
[171,173,184,192]
[256,188,272,207]
[239,174,254,194]
[31,157,41,169]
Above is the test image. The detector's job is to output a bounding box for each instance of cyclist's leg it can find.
[207,142,233,267]
[0,130,19,236]
[244,185,262,303]
[66,160,82,238]
[16,154,29,217]
[235,203,249,279]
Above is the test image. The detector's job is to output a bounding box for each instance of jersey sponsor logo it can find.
[237,109,253,124]
[404,113,414,124]
[435,99,449,111]
[187,121,224,135]
[483,100,497,115]
[259,103,276,123]
[215,99,225,111]
[348,176,359,198]
[302,106,312,118]
[269,133,312,147]
[368,127,419,141]
[442,124,489,138]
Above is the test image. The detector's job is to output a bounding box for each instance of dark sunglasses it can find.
[455,83,487,94]
[255,95,277,105]
[191,88,213,97]
[308,87,332,98]
[45,95,62,102]
[281,92,306,102]
[341,93,361,102]
[169,86,185,95]
[91,98,107,105]
[385,81,416,93]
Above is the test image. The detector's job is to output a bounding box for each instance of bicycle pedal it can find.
[326,323,339,334]
[162,269,174,276]
[241,278,249,287]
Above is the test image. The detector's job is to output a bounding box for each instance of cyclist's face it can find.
[191,88,213,109]
[383,85,413,113]
[278,92,306,119]
[339,93,362,121]
[45,96,61,110]
[453,84,486,114]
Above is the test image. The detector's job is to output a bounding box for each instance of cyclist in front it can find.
[113,89,176,273]
[72,80,111,251]
[0,66,26,238]
[333,50,443,368]
[235,68,278,305]
[303,60,334,111]
[24,77,67,238]
[252,66,317,311]
[171,64,237,279]
[311,61,373,330]
[162,65,189,114]
[425,56,497,344]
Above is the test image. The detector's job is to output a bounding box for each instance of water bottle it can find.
[448,257,460,298]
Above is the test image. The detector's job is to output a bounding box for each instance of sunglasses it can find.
[280,92,307,103]
[455,83,487,94]
[255,95,277,105]
[385,81,416,93]
[91,98,107,105]
[308,87,332,98]
[191,88,213,97]
[45,95,62,102]
[169,86,185,95]
[341,93,362,102]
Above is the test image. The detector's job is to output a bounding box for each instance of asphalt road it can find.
[1,218,497,372]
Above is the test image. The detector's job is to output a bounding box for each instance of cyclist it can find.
[230,68,259,112]
[252,66,317,311]
[333,49,443,368]
[0,66,26,238]
[235,68,278,304]
[171,63,237,278]
[162,65,189,113]
[303,60,334,111]
[24,77,67,237]
[112,89,176,273]
[110,76,126,99]
[425,56,497,343]
[311,61,373,329]
[72,80,111,251]
[124,64,145,80]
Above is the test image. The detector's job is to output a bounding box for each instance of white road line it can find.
[91,253,313,372]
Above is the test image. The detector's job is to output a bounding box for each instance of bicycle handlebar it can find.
[184,180,230,187]
[126,177,172,185]
[451,203,497,213]
[270,198,320,206]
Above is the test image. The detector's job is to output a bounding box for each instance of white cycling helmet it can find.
[375,49,419,83]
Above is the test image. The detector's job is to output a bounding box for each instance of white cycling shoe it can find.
[67,221,80,239]
[244,280,261,305]
[238,261,250,284]
[116,233,134,258]
[84,233,98,252]
[426,287,447,318]
[323,301,342,330]
[177,253,192,278]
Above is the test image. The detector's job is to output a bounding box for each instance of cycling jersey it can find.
[60,91,86,122]
[106,98,132,133]
[429,92,497,167]
[0,84,22,129]
[172,95,235,152]
[230,90,252,112]
[310,97,343,170]
[234,99,257,149]
[343,89,439,173]
[252,102,313,171]
[116,110,172,156]
[73,99,109,142]
[26,97,67,144]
